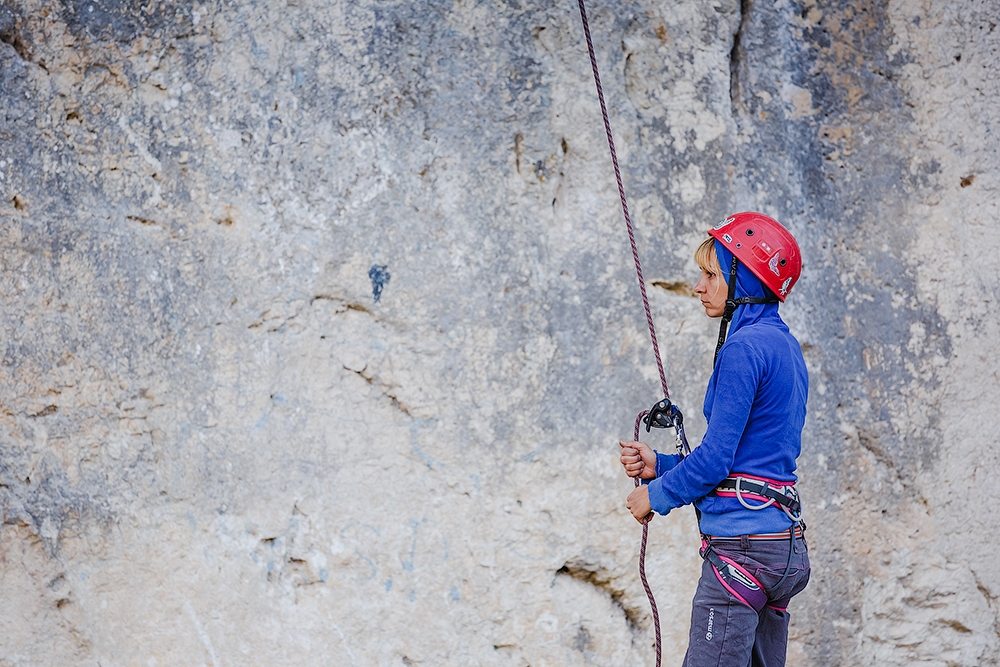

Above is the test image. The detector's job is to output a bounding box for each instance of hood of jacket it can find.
[715,239,782,337]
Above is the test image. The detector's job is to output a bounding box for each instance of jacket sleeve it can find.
[647,341,763,515]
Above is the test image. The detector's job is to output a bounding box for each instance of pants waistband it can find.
[705,523,804,542]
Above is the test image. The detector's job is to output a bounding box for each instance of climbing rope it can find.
[576,1,667,664]
[576,0,670,402]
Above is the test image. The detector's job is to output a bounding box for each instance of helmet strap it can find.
[712,255,780,366]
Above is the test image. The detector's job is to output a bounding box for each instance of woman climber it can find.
[619,212,811,667]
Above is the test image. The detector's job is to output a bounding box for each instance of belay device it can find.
[644,397,689,458]
[575,2,692,665]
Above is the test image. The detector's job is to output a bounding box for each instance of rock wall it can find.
[1,0,997,665]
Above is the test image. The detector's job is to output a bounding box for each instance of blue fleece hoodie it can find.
[646,241,808,536]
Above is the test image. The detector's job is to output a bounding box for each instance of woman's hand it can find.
[626,485,652,523]
[619,440,657,480]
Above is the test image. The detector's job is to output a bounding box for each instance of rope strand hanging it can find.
[575,0,670,402]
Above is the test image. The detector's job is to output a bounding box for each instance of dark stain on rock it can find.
[29,405,59,418]
[651,280,697,297]
[557,562,641,633]
[60,0,192,44]
[0,5,31,61]
[368,264,390,303]
[730,0,752,114]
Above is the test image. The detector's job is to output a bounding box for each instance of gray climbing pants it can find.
[682,532,810,667]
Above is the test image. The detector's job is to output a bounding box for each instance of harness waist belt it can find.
[710,475,801,517]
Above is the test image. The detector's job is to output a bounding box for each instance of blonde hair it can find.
[694,236,720,274]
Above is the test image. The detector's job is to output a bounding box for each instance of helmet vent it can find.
[746,229,755,236]
[779,258,787,267]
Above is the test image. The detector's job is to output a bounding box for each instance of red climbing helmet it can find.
[708,212,801,301]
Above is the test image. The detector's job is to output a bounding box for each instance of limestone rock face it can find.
[0,1,997,665]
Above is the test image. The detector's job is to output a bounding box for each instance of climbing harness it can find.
[704,473,803,595]
[699,521,803,606]
[698,536,794,614]
[576,2,689,665]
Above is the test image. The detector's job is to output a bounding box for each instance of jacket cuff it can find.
[647,476,676,515]
[655,453,681,478]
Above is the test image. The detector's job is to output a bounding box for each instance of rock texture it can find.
[0,0,998,665]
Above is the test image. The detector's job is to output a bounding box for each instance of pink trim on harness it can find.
[729,472,795,486]
[713,565,754,608]
[714,490,768,500]
[716,553,764,590]
[710,550,766,610]
[713,475,797,504]
[766,596,791,612]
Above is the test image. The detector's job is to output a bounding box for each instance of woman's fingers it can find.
[626,485,652,522]
[620,445,640,473]
[619,442,651,478]
[621,456,644,476]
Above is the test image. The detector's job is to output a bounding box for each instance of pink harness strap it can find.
[700,540,769,613]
